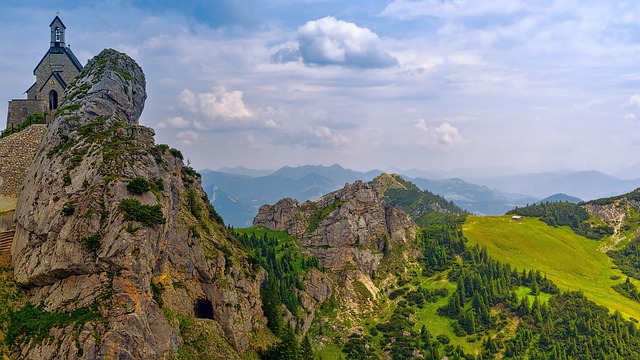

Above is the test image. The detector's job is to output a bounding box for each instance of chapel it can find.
[6,14,83,128]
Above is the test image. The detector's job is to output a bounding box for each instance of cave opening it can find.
[194,299,214,319]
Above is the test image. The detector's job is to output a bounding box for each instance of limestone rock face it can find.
[254,178,418,314]
[252,197,312,237]
[12,49,266,359]
[255,180,417,274]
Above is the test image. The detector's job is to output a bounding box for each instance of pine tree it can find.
[300,335,314,360]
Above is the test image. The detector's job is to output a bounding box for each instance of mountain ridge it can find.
[203,164,638,226]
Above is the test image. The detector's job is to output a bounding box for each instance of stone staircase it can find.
[0,230,14,256]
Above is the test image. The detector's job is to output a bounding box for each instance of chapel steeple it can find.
[50,15,66,48]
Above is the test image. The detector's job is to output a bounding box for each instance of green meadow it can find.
[463,215,640,321]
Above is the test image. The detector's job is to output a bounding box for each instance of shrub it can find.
[62,201,75,216]
[118,198,165,227]
[151,280,164,307]
[80,235,100,255]
[63,173,72,186]
[152,177,164,191]
[126,177,151,195]
[437,334,451,344]
[186,188,201,219]
[169,148,183,160]
[155,144,169,153]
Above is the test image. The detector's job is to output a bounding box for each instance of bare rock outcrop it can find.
[254,178,418,315]
[11,49,267,359]
[255,180,417,274]
[252,197,313,237]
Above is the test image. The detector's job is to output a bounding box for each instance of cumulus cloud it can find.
[175,87,278,130]
[414,119,429,132]
[176,130,201,146]
[625,94,640,109]
[274,16,398,68]
[414,120,467,147]
[157,116,191,129]
[180,88,252,119]
[309,125,350,147]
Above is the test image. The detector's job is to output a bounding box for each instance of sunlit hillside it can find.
[463,215,640,321]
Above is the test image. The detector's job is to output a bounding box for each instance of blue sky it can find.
[3,0,640,176]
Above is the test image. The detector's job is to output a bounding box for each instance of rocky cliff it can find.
[10,49,269,359]
[255,176,418,273]
[254,175,419,314]
[583,191,640,251]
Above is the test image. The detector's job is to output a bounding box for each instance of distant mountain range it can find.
[200,165,640,227]
[470,170,640,200]
[408,177,536,216]
[201,165,382,227]
[538,193,582,204]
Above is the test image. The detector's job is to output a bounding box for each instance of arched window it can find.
[49,90,58,110]
[55,27,60,42]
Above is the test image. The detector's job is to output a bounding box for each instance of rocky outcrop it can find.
[255,179,417,275]
[289,268,332,335]
[584,198,640,251]
[584,201,640,222]
[0,124,47,196]
[11,49,268,359]
[252,197,313,237]
[254,177,418,315]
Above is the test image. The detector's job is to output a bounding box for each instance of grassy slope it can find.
[463,215,640,320]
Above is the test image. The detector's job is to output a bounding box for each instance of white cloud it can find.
[434,122,465,145]
[295,16,398,68]
[414,119,429,132]
[625,94,640,109]
[243,132,263,149]
[308,125,350,148]
[414,120,467,148]
[264,119,279,128]
[624,113,637,120]
[176,130,201,146]
[179,87,252,119]
[174,87,282,130]
[159,116,191,129]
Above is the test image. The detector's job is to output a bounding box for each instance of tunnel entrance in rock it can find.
[194,299,214,319]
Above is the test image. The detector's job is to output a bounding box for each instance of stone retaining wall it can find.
[0,124,46,195]
[6,98,47,128]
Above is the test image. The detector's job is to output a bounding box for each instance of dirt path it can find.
[0,196,16,212]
